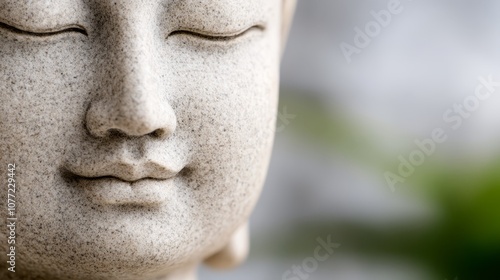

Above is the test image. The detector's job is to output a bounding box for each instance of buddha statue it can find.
[0,0,296,279]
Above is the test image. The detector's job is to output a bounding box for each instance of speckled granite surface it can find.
[0,0,295,279]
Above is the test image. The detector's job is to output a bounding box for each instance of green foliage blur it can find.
[261,90,500,278]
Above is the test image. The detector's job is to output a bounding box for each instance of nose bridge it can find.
[108,22,163,133]
[112,12,159,107]
[86,7,176,138]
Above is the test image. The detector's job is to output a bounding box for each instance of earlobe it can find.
[281,0,297,51]
[203,222,249,270]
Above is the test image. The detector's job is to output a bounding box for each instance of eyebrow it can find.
[0,21,88,37]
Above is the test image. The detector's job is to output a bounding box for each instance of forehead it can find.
[0,0,276,30]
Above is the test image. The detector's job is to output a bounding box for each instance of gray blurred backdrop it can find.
[201,1,500,279]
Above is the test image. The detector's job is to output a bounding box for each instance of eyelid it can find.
[0,20,87,37]
[168,24,265,41]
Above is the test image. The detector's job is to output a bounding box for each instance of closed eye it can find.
[0,21,87,37]
[168,25,264,41]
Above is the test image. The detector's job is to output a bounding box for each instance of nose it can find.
[85,22,176,139]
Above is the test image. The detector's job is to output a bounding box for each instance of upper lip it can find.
[64,160,182,182]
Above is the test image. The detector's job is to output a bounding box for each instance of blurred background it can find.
[202,0,500,279]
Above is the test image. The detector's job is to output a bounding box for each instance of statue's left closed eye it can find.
[168,25,265,42]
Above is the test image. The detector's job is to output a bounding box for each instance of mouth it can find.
[62,161,185,207]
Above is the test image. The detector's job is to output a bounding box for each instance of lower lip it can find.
[76,177,176,206]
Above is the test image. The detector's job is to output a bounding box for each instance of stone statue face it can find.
[0,0,294,279]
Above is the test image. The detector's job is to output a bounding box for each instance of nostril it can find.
[85,96,177,139]
[107,129,129,139]
[103,128,168,139]
[150,128,168,139]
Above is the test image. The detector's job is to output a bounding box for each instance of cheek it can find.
[0,36,93,159]
[169,41,280,229]
[0,40,91,160]
[0,36,94,243]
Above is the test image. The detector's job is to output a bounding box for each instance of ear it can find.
[203,222,250,270]
[281,0,297,52]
